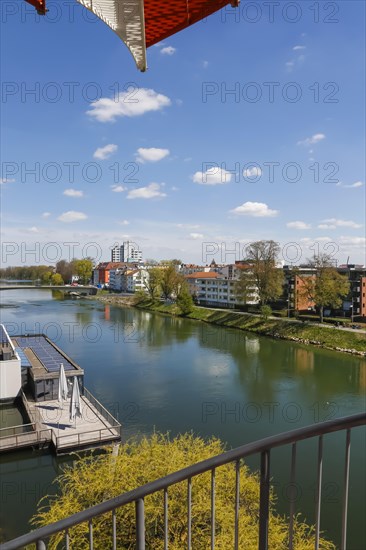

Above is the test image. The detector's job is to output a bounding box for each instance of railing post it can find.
[259,450,270,550]
[36,540,46,549]
[315,436,323,550]
[135,498,145,550]
[341,429,351,550]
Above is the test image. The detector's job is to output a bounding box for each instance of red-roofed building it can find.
[185,269,258,308]
[93,262,126,286]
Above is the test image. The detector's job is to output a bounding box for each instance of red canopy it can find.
[24,0,239,70]
[144,0,236,47]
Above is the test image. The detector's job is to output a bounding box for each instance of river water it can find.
[0,289,365,547]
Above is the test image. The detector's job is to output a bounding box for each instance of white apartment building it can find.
[111,242,142,263]
[109,268,125,291]
[108,267,149,293]
[126,269,149,293]
[185,266,258,308]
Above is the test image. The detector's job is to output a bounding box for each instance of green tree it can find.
[56,259,76,284]
[32,433,335,550]
[260,304,272,320]
[41,271,53,284]
[74,259,93,284]
[301,255,350,323]
[160,265,178,299]
[235,240,284,305]
[51,273,64,285]
[176,283,194,315]
[160,259,182,266]
[144,267,163,299]
[0,265,53,281]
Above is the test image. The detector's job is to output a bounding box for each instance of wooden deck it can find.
[0,391,121,454]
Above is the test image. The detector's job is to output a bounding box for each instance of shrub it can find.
[32,433,335,550]
[260,305,272,321]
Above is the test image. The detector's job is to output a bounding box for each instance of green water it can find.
[0,289,365,547]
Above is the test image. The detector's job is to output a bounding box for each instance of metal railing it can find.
[20,389,42,426]
[83,387,120,429]
[53,425,121,452]
[0,427,52,452]
[1,412,365,550]
[0,423,34,438]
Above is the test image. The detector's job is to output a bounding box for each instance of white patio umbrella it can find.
[58,363,68,409]
[69,377,83,427]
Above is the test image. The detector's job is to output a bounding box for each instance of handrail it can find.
[0,423,34,438]
[83,387,120,428]
[54,425,120,446]
[20,389,39,425]
[1,412,364,550]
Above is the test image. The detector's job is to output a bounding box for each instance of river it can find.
[0,289,365,547]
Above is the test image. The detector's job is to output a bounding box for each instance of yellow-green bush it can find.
[32,433,335,549]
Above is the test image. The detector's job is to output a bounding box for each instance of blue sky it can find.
[1,0,365,266]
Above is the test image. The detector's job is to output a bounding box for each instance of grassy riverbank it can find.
[94,294,366,356]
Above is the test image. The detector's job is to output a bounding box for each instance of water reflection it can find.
[0,291,365,547]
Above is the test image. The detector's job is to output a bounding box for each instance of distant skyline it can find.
[1,0,365,266]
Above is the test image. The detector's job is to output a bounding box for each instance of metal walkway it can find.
[0,389,121,454]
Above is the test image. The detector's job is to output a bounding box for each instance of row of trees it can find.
[0,259,94,286]
[0,265,52,281]
[54,259,94,285]
[234,240,350,322]
[142,263,194,315]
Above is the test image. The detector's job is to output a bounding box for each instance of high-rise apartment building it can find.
[111,241,142,263]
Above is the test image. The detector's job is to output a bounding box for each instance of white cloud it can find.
[339,236,366,247]
[58,211,88,223]
[42,212,51,218]
[189,233,204,240]
[161,46,176,56]
[63,189,84,198]
[318,218,362,229]
[297,133,326,146]
[203,60,209,68]
[338,180,364,189]
[111,185,126,193]
[300,237,333,244]
[285,61,295,71]
[127,183,167,200]
[87,88,171,123]
[136,147,170,163]
[0,178,16,184]
[293,45,306,50]
[287,221,311,230]
[230,202,278,217]
[93,144,118,160]
[177,223,201,229]
[118,220,130,225]
[192,167,233,185]
[28,226,39,233]
[243,166,262,178]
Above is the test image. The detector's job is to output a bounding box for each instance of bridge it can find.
[0,285,97,294]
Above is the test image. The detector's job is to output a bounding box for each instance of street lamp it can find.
[349,304,354,323]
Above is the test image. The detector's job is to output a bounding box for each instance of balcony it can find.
[1,413,364,550]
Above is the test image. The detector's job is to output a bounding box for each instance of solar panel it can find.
[15,347,32,368]
[15,336,76,373]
